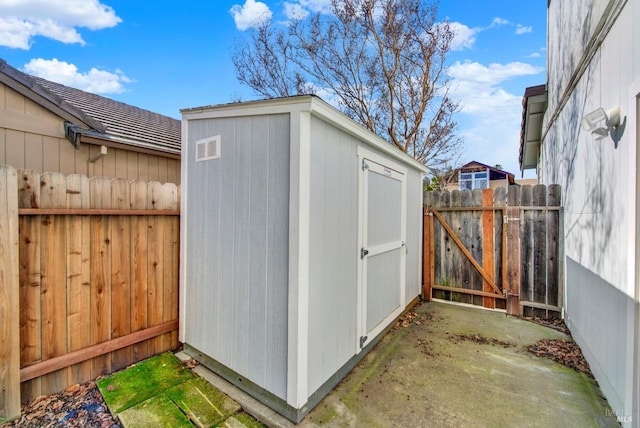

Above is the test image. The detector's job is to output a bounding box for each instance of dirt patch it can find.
[2,382,117,428]
[449,333,516,348]
[528,339,592,377]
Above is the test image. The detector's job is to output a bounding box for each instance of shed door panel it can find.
[361,158,406,347]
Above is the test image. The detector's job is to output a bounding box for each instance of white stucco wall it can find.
[539,0,639,423]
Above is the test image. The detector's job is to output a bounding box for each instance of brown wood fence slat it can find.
[18,170,42,400]
[424,185,563,318]
[0,166,180,419]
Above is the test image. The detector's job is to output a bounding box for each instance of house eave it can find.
[519,85,547,174]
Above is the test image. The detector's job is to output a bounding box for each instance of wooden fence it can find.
[423,184,562,318]
[0,165,180,419]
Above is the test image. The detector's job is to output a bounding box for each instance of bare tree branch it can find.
[231,0,462,170]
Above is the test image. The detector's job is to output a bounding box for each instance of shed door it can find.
[359,154,406,350]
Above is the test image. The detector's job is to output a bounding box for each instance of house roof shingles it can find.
[0,58,180,155]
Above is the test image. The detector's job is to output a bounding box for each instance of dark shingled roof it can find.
[0,58,180,155]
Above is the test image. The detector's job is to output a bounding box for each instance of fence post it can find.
[505,185,521,315]
[0,165,20,419]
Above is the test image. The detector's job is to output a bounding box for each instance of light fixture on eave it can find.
[581,106,620,140]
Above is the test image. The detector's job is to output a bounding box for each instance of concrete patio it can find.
[190,300,618,427]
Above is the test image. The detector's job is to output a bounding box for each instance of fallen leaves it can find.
[527,339,592,376]
[3,381,118,428]
[450,333,515,348]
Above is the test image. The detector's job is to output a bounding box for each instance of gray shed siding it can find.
[405,167,422,300]
[305,116,423,396]
[307,117,359,394]
[183,114,291,399]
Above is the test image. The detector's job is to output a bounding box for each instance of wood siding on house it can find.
[0,83,180,183]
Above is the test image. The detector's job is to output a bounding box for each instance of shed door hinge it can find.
[361,248,369,259]
[362,159,369,171]
[360,335,368,348]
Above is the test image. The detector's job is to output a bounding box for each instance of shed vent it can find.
[196,135,221,161]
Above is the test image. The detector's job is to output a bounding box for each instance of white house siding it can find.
[182,114,291,400]
[539,0,639,422]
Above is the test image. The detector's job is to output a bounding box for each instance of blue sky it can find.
[0,0,546,177]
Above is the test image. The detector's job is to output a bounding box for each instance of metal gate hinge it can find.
[360,335,368,348]
[361,248,369,259]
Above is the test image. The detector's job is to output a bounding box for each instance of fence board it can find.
[147,181,165,354]
[163,183,179,348]
[520,186,534,304]
[130,180,150,361]
[505,186,521,314]
[18,170,42,399]
[482,189,495,309]
[90,176,112,377]
[471,189,483,306]
[547,185,561,309]
[110,178,132,371]
[0,165,20,419]
[531,185,547,318]
[66,174,92,385]
[39,172,69,395]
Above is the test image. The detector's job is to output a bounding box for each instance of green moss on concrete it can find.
[230,413,266,428]
[165,377,241,427]
[118,394,192,428]
[97,353,195,415]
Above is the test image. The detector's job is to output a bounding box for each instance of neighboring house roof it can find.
[447,161,516,185]
[0,58,180,156]
[519,84,547,173]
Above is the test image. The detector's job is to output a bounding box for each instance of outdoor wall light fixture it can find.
[580,106,620,140]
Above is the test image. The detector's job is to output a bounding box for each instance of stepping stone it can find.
[118,394,193,428]
[98,353,195,414]
[221,413,266,428]
[165,377,241,427]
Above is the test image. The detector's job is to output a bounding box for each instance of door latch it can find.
[360,248,369,259]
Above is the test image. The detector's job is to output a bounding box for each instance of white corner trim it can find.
[178,119,189,343]
[286,110,311,408]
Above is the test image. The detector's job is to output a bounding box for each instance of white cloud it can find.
[448,60,542,86]
[0,0,120,49]
[528,52,541,58]
[447,22,480,51]
[516,24,533,35]
[24,58,131,94]
[284,2,309,20]
[491,17,510,26]
[448,60,543,175]
[295,0,332,14]
[230,0,272,31]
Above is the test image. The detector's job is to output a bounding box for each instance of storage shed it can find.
[179,95,426,422]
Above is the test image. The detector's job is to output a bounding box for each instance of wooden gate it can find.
[423,184,562,318]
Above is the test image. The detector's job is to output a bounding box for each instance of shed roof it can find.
[0,58,180,155]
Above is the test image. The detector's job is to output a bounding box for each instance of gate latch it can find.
[360,248,369,259]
